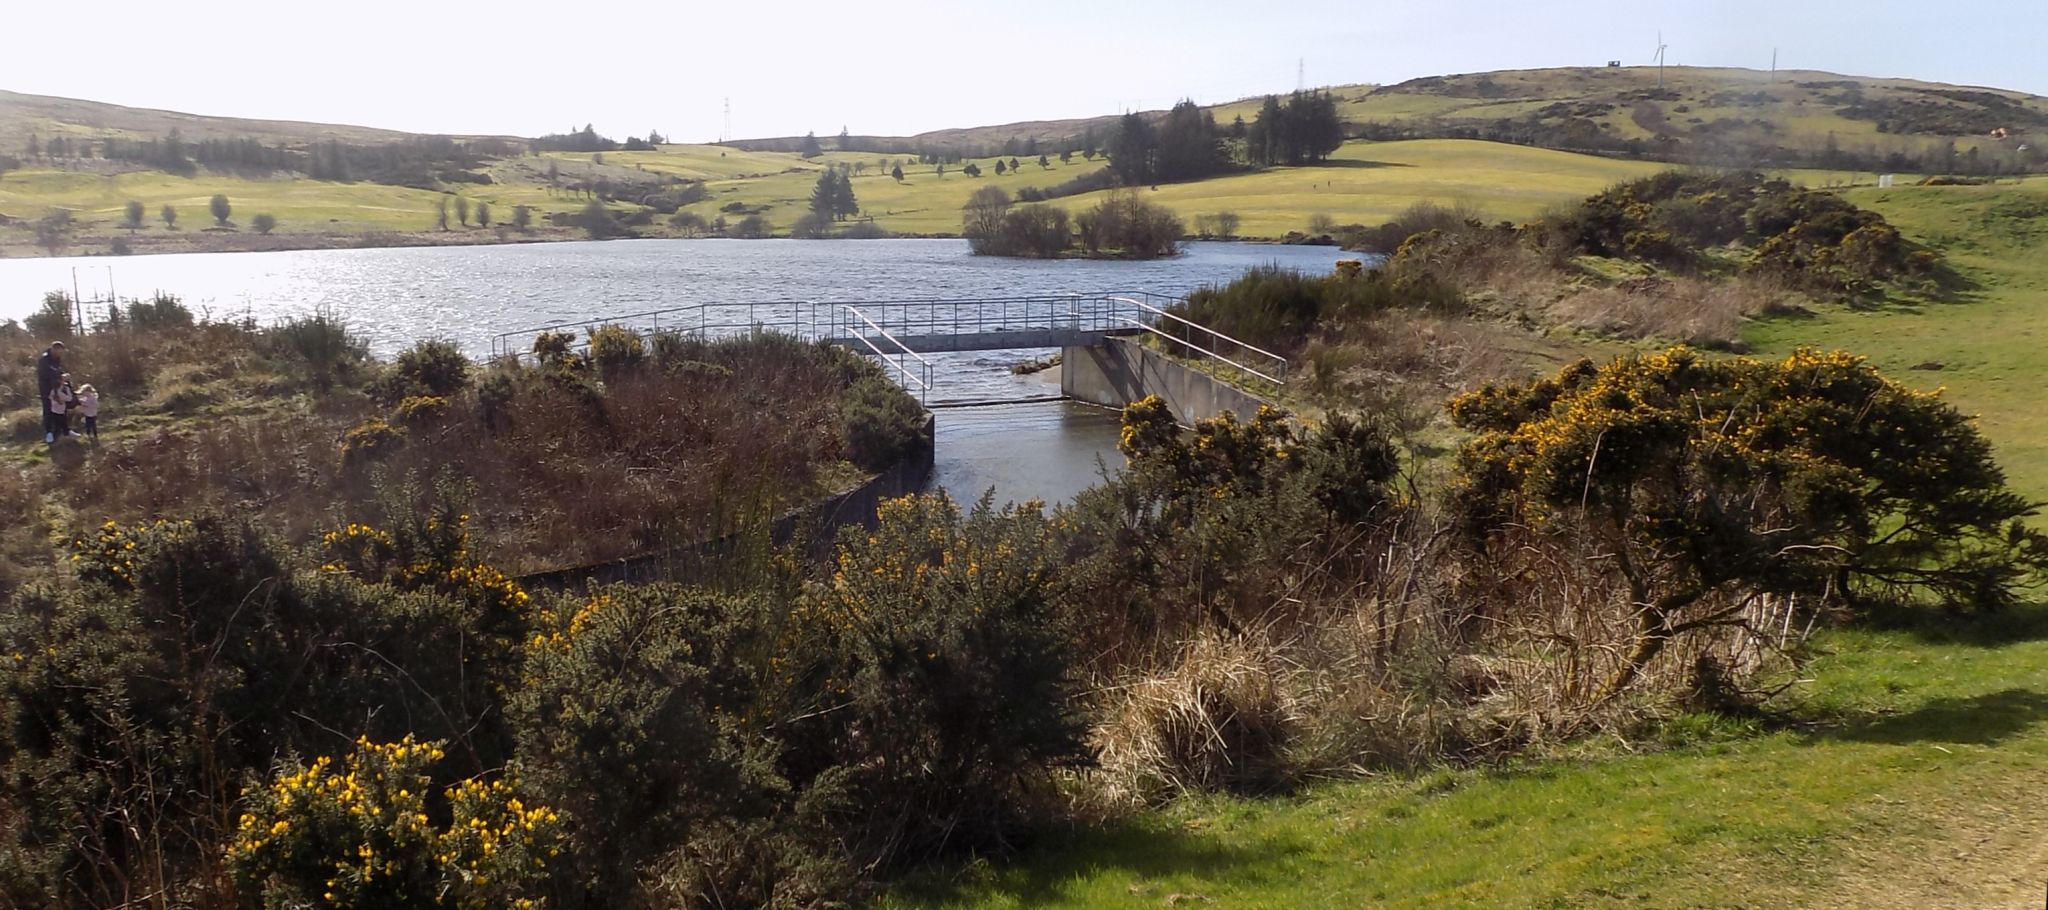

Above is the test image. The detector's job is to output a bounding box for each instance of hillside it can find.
[1,65,2043,258]
[0,89,514,150]
[748,67,2045,176]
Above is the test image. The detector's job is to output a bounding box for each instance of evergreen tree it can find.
[836,169,859,220]
[209,194,232,227]
[123,200,145,231]
[891,163,905,182]
[800,132,824,158]
[1107,112,1158,186]
[160,204,178,229]
[994,159,1007,176]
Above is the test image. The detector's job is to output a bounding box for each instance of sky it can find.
[2,0,2042,141]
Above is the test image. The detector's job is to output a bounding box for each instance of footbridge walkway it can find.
[488,292,1287,405]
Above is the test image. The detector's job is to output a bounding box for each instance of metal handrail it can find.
[1106,295,1289,381]
[836,304,932,401]
[481,290,1290,398]
[1110,317,1287,388]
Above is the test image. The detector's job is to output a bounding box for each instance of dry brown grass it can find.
[63,336,866,575]
[1093,634,1299,805]
[1553,274,1794,349]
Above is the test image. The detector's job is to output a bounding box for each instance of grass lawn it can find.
[0,168,597,237]
[660,139,1672,237]
[887,608,2048,909]
[1747,181,2048,502]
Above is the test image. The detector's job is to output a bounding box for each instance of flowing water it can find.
[0,239,1349,502]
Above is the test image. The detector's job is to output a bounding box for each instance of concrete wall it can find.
[519,413,935,591]
[1061,337,1274,425]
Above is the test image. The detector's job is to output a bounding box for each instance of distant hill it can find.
[0,90,520,150]
[740,67,2047,175]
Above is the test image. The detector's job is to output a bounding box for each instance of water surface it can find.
[1,238,1346,502]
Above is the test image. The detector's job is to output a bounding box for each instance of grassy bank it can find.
[888,608,2048,909]
[1747,181,2048,501]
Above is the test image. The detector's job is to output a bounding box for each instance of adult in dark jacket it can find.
[36,341,64,444]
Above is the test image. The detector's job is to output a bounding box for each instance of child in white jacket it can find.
[76,383,100,442]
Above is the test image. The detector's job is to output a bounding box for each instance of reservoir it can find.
[0,239,1348,502]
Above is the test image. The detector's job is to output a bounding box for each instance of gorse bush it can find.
[777,494,1089,871]
[1450,346,2048,700]
[1544,169,1949,297]
[391,338,472,399]
[228,737,564,910]
[1172,264,1463,355]
[513,585,772,903]
[0,515,508,904]
[586,324,646,380]
[341,418,406,467]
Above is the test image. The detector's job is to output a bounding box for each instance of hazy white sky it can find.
[3,0,2041,140]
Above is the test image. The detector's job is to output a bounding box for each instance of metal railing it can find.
[484,291,1289,397]
[833,305,933,403]
[1106,295,1290,386]
[489,300,811,361]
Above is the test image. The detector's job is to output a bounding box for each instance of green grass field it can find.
[1748,182,2048,502]
[887,609,2048,909]
[644,139,1674,237]
[0,168,598,236]
[0,136,1976,250]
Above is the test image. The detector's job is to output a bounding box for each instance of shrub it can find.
[789,211,832,239]
[126,292,195,330]
[268,310,368,390]
[586,325,646,380]
[775,494,1087,870]
[839,374,926,472]
[1074,190,1184,259]
[728,214,772,239]
[341,418,406,467]
[228,737,564,910]
[1,516,502,903]
[1450,347,2048,701]
[512,585,770,903]
[392,338,472,399]
[531,330,577,366]
[393,395,449,429]
[24,291,73,339]
[476,370,516,430]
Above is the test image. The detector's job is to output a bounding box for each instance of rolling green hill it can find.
[1,65,2042,257]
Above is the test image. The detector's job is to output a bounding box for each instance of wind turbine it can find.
[1652,31,1670,90]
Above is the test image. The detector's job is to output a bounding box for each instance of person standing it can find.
[36,341,65,444]
[76,383,100,443]
[48,376,74,439]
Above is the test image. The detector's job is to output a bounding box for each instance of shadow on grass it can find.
[890,817,1305,908]
[1315,159,1417,170]
[1816,688,2048,746]
[1854,601,2048,649]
